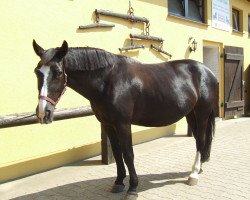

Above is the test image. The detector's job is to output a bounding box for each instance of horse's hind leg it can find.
[186,109,212,186]
[186,110,197,138]
[186,110,201,186]
[101,123,126,193]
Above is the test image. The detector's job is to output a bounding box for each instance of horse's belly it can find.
[132,105,190,127]
[131,83,197,127]
[132,116,182,127]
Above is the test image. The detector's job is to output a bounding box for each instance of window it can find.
[168,0,205,23]
[248,15,250,34]
[232,8,240,31]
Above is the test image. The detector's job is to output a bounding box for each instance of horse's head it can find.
[33,40,68,124]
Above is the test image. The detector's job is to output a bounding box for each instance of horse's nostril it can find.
[46,110,50,117]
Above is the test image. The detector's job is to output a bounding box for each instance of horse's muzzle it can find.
[36,105,54,124]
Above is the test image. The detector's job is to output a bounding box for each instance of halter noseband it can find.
[39,67,67,107]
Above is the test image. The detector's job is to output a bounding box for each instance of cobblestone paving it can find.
[1,118,250,200]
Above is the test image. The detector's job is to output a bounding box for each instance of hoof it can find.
[124,192,138,200]
[127,190,138,196]
[199,168,203,174]
[111,184,125,193]
[187,177,198,186]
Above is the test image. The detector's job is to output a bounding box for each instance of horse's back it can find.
[123,59,217,126]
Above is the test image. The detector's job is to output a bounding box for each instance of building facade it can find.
[0,0,249,182]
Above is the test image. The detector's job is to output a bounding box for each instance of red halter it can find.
[39,68,67,106]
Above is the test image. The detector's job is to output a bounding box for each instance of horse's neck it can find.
[63,48,119,101]
[66,68,108,101]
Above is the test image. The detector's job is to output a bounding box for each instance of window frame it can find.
[248,14,250,35]
[168,0,205,23]
[232,8,240,32]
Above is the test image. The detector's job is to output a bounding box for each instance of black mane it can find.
[64,47,123,71]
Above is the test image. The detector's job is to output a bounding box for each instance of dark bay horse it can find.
[33,40,217,197]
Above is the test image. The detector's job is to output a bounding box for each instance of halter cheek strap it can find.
[39,69,67,107]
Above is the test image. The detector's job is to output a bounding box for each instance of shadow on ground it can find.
[12,168,190,200]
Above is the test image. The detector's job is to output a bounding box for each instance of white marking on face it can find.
[38,66,50,116]
[189,151,201,179]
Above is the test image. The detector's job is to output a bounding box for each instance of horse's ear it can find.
[54,40,68,61]
[33,39,44,57]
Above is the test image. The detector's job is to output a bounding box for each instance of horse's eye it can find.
[34,68,41,76]
[54,70,63,78]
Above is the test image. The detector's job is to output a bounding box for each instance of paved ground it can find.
[1,118,250,200]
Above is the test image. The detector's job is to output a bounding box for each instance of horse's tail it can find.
[201,110,215,163]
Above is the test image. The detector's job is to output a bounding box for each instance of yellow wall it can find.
[0,0,250,183]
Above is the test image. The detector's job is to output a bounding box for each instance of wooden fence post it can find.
[187,124,193,137]
[101,132,115,164]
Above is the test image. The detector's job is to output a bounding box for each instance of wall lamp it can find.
[189,37,198,52]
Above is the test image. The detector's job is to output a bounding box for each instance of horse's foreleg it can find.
[101,123,126,193]
[115,123,138,197]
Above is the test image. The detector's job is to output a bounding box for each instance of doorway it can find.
[203,45,220,117]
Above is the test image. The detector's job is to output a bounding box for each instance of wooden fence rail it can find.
[0,106,116,164]
[0,106,94,129]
